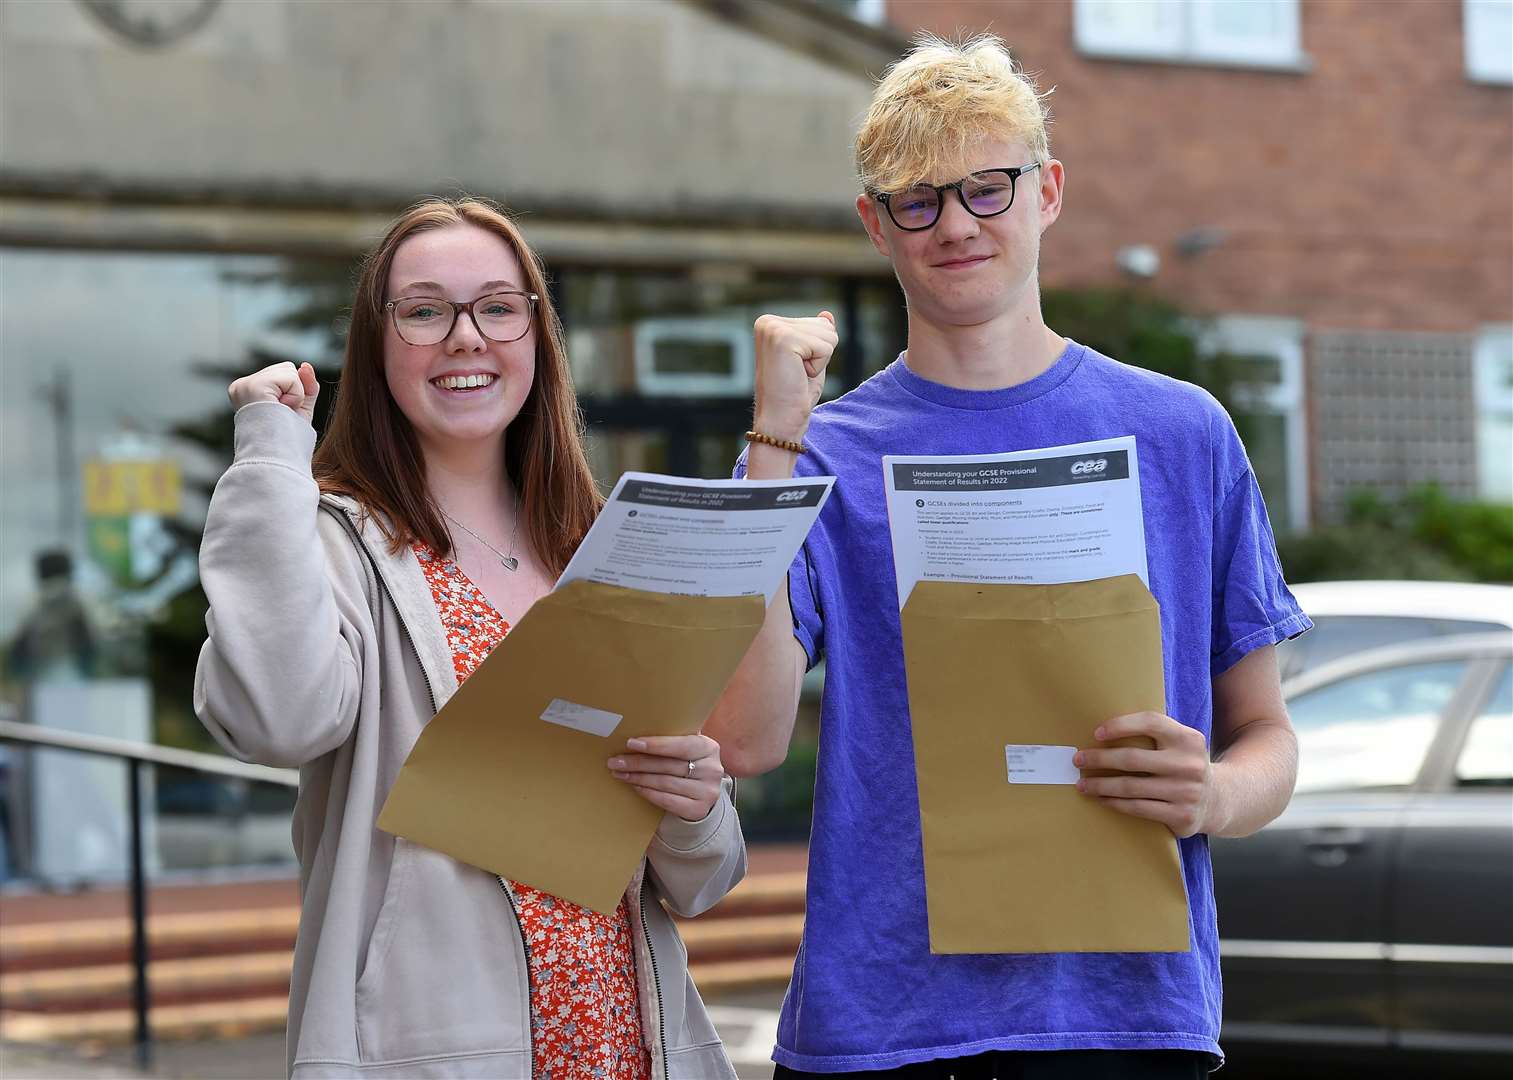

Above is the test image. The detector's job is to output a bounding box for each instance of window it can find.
[0,249,335,653]
[1075,0,1304,69]
[1465,0,1513,85]
[1202,316,1308,533]
[560,269,845,401]
[633,318,753,397]
[1473,325,1513,500]
[1289,660,1467,793]
[1456,664,1513,786]
[560,266,904,480]
[0,247,339,880]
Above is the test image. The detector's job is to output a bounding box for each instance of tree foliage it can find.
[1277,486,1513,584]
[1040,286,1256,427]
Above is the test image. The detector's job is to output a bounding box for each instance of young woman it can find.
[195,198,744,1079]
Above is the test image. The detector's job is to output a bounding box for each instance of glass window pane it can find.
[697,432,746,481]
[855,279,907,380]
[1457,665,1513,785]
[1075,0,1184,58]
[1,246,342,879]
[561,268,844,400]
[1290,660,1466,793]
[1474,326,1513,500]
[1192,0,1300,64]
[1237,411,1291,533]
[1465,0,1513,85]
[583,429,669,490]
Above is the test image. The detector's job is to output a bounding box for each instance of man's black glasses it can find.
[876,163,1041,232]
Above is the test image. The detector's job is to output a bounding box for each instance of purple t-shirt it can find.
[736,341,1310,1072]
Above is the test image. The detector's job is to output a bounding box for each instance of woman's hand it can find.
[228,361,320,425]
[608,734,724,822]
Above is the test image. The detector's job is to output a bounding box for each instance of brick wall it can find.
[884,0,1511,514]
[887,0,1512,332]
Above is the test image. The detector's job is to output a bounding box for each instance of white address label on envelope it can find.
[540,699,623,738]
[1005,744,1081,785]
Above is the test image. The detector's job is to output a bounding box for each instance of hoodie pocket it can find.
[355,837,414,998]
[353,841,529,1063]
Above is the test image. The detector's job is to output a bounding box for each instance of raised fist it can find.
[228,362,320,426]
[752,311,837,442]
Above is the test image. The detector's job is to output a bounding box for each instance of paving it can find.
[0,993,785,1079]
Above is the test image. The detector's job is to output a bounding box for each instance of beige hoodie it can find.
[195,402,745,1079]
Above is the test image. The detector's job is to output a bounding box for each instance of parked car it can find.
[1280,580,1513,680]
[155,770,296,871]
[1212,632,1512,1071]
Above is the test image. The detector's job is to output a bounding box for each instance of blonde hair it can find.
[855,33,1052,194]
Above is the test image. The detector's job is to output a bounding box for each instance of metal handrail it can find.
[0,717,297,787]
[0,701,299,1067]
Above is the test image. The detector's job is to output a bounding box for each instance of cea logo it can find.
[1070,458,1109,476]
[775,489,808,503]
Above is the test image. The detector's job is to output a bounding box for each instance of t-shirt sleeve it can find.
[785,540,824,670]
[1210,464,1312,678]
[735,448,825,670]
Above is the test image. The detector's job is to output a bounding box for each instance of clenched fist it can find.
[228,362,320,426]
[753,311,838,443]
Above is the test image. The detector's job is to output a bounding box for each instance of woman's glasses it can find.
[385,291,539,346]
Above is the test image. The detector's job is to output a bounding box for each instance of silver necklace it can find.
[441,499,521,572]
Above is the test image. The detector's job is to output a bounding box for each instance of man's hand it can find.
[752,312,838,443]
[1075,712,1214,839]
[228,361,320,426]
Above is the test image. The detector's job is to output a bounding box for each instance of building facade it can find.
[0,0,911,851]
[3,0,1509,859]
[0,0,911,635]
[888,0,1513,528]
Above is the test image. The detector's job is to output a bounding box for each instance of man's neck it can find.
[902,311,1066,391]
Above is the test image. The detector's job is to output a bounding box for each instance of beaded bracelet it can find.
[745,429,806,455]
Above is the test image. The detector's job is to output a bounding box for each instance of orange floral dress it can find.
[415,544,651,1080]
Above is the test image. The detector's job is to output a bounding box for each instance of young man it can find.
[706,36,1310,1080]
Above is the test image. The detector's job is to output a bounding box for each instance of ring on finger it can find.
[687,760,697,778]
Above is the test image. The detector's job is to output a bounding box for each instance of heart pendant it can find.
[501,555,519,572]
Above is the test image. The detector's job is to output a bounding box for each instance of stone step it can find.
[0,872,805,971]
[0,887,805,1020]
[0,914,806,1011]
[0,956,795,1044]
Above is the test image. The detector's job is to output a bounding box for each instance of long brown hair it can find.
[313,197,601,577]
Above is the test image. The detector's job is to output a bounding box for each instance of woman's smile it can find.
[430,370,500,393]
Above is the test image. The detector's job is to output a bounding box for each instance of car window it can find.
[1279,616,1508,680]
[1455,664,1513,787]
[1290,660,1468,793]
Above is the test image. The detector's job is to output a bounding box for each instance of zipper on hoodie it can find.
[329,504,668,1076]
[638,873,669,1080]
[496,876,536,1078]
[321,505,438,714]
[327,507,537,1067]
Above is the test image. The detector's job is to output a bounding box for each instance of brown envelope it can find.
[899,574,1190,954]
[377,580,764,914]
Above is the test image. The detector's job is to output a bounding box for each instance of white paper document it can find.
[882,437,1148,609]
[557,472,835,604]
